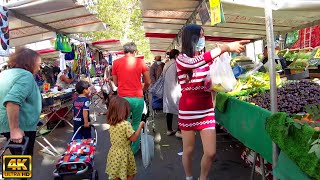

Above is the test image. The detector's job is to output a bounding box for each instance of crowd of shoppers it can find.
[0,23,249,179]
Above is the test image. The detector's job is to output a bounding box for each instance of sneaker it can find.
[175,131,182,138]
[166,130,176,136]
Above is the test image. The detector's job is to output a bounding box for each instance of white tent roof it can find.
[5,0,106,47]
[91,39,123,52]
[141,0,320,52]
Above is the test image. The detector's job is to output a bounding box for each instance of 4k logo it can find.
[2,155,32,178]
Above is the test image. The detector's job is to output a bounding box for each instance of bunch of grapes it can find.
[248,81,320,115]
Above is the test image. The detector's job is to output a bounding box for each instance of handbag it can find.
[150,62,174,98]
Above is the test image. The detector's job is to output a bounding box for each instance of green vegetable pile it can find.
[283,51,312,62]
[228,72,282,98]
[266,113,320,179]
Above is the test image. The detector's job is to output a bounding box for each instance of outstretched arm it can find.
[176,41,249,71]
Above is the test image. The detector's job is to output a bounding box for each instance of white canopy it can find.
[5,0,106,47]
[141,0,320,53]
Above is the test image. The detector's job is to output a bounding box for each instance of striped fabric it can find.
[176,51,217,131]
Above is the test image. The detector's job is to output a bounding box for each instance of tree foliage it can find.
[84,0,153,60]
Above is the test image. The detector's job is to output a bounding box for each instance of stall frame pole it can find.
[264,0,280,180]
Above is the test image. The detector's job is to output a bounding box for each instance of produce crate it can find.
[284,68,309,80]
[308,65,320,73]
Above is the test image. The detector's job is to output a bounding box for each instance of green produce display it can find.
[266,113,320,180]
[288,61,308,69]
[283,50,312,62]
[227,72,281,97]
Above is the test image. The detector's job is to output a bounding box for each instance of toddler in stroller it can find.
[53,125,98,180]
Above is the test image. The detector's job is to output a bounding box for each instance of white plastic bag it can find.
[141,125,154,168]
[205,52,237,92]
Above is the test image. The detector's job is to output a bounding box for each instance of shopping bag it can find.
[204,52,237,92]
[150,75,165,98]
[141,125,154,168]
[149,62,175,98]
[62,36,72,53]
[151,95,163,110]
[54,33,63,51]
[65,44,76,60]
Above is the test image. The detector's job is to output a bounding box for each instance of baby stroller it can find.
[53,125,98,180]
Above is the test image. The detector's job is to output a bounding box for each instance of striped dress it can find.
[176,51,216,131]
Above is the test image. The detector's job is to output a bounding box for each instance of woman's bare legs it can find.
[182,130,196,178]
[199,129,216,180]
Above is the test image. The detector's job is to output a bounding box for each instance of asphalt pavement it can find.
[0,100,261,180]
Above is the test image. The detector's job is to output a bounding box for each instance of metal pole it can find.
[264,1,280,180]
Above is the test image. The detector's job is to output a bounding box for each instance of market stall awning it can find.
[91,39,123,52]
[141,0,320,52]
[5,0,106,47]
[37,48,59,61]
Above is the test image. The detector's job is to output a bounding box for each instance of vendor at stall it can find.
[56,66,78,90]
[259,46,286,72]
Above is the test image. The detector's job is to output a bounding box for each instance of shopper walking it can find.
[150,55,165,85]
[0,48,42,156]
[163,49,182,138]
[112,42,151,154]
[176,24,249,180]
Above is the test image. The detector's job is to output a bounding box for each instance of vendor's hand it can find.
[226,40,250,53]
[10,128,24,143]
[84,122,90,128]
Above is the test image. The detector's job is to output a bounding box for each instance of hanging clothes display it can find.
[59,52,66,71]
[0,6,9,57]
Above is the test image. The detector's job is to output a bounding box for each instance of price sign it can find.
[209,0,225,26]
[314,48,320,59]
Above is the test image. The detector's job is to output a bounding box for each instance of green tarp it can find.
[274,152,311,180]
[215,93,273,163]
[215,93,312,179]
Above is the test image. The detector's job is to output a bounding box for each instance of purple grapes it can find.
[248,81,320,115]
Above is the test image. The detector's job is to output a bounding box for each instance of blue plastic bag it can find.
[232,65,245,78]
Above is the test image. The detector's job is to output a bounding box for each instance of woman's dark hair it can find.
[75,80,90,94]
[8,48,40,73]
[169,49,180,59]
[107,96,130,126]
[181,24,203,58]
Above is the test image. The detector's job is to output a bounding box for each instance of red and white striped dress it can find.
[176,51,216,131]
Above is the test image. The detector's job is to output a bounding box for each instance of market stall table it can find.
[36,90,75,156]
